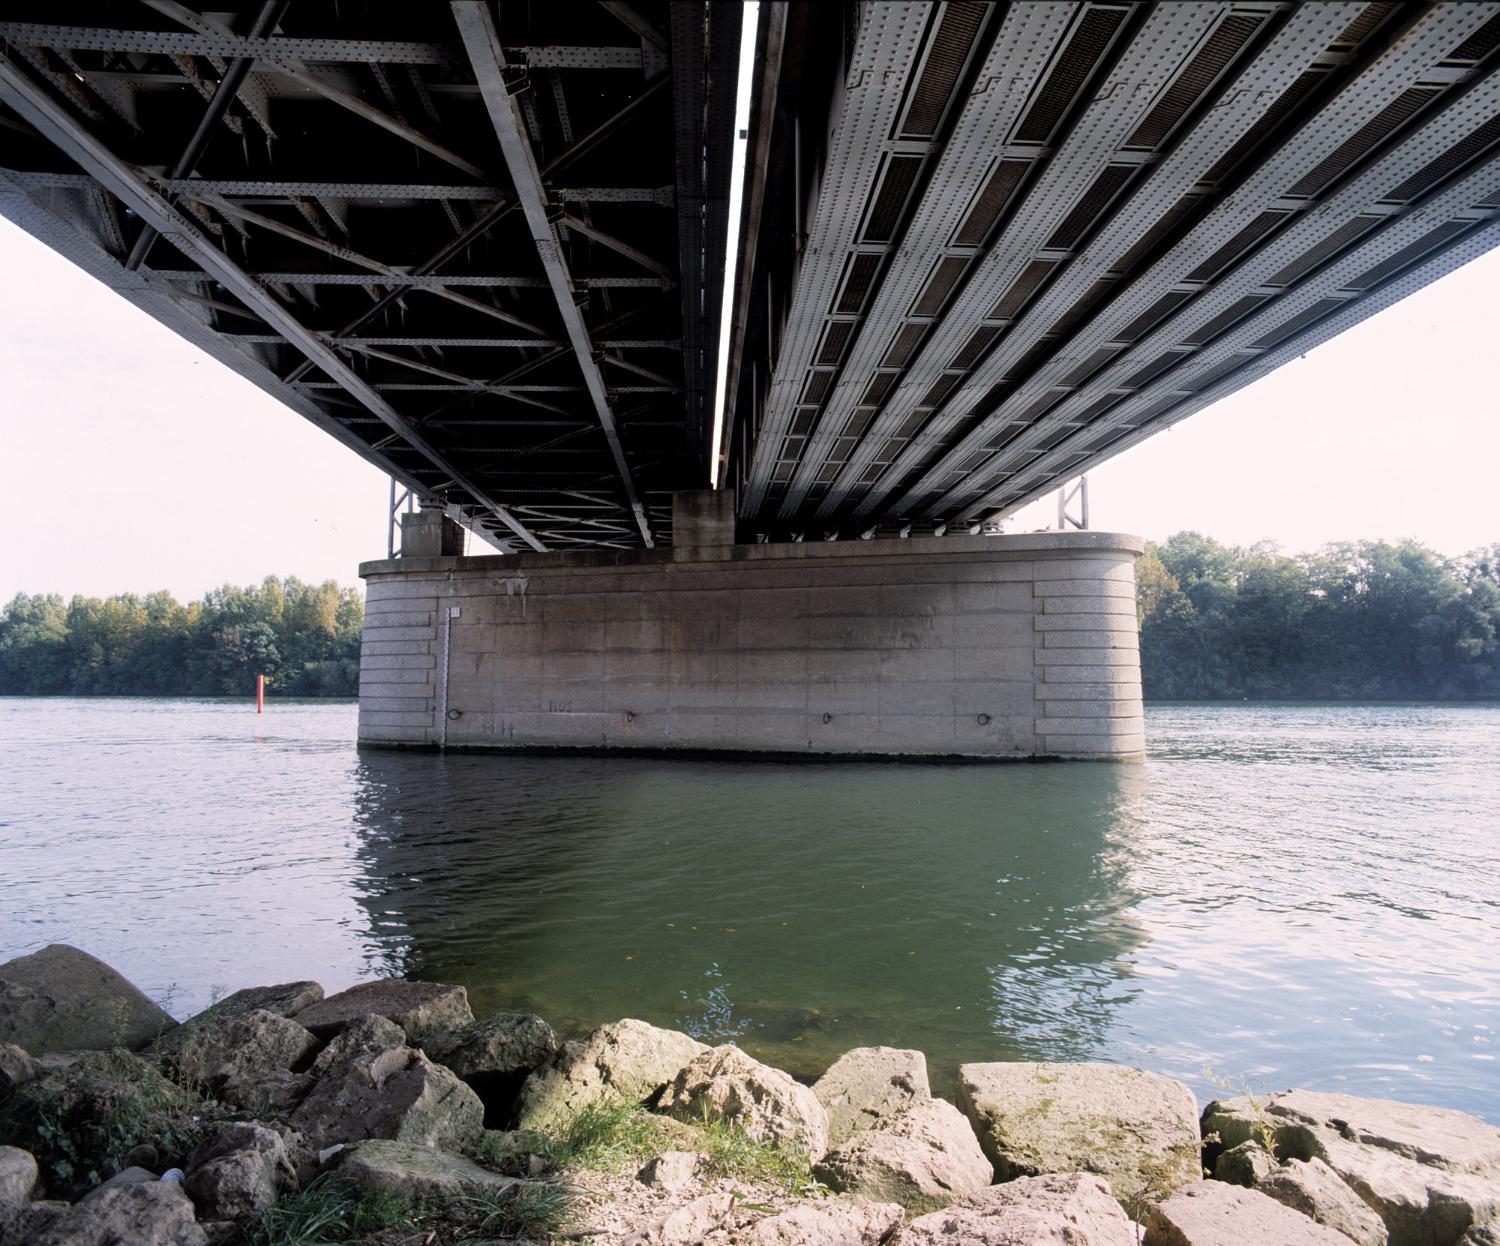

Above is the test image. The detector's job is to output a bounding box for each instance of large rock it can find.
[813,1098,991,1214]
[0,1147,37,1209]
[515,1018,706,1131]
[813,1047,930,1149]
[1258,1158,1388,1246]
[167,1009,317,1097]
[1203,1090,1500,1246]
[289,1045,484,1151]
[309,1014,407,1078]
[423,1012,557,1087]
[957,1061,1200,1209]
[1145,1181,1354,1245]
[30,1181,208,1246]
[745,1200,904,1245]
[658,1045,829,1158]
[151,982,324,1063]
[294,980,472,1043]
[1215,1140,1273,1188]
[0,945,176,1054]
[184,1123,293,1222]
[0,1046,37,1096]
[337,1139,517,1201]
[902,1172,1137,1245]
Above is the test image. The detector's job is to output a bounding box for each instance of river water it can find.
[1,697,1496,1121]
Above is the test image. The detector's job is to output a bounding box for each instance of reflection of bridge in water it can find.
[349,748,1151,1081]
[5,3,1498,759]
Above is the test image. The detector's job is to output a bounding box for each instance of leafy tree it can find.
[0,579,364,697]
[1137,534,1500,701]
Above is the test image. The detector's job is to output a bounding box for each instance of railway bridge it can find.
[4,2,1498,757]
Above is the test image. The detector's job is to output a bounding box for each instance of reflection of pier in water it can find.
[349,751,1152,1082]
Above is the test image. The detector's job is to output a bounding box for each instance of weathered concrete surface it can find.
[357,530,1144,760]
[956,1061,1201,1209]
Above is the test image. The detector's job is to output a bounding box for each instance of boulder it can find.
[184,1123,292,1222]
[745,1200,904,1245]
[220,1069,315,1114]
[423,1011,557,1103]
[30,1181,208,1246]
[813,1047,930,1149]
[658,1045,829,1158]
[1215,1140,1273,1188]
[1145,1181,1354,1245]
[194,981,324,1022]
[813,1098,991,1214]
[515,1018,706,1131]
[902,1172,1137,1245]
[167,1009,317,1094]
[1,1198,68,1245]
[0,1147,37,1208]
[337,1139,517,1201]
[0,945,176,1054]
[309,1015,407,1078]
[1203,1090,1500,1246]
[1257,1158,1388,1246]
[0,1045,37,1096]
[294,980,472,1043]
[289,1045,484,1152]
[637,1150,705,1192]
[620,1192,733,1245]
[97,1167,156,1191]
[957,1061,1200,1209]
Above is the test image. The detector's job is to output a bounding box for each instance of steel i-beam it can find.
[0,52,546,554]
[450,0,654,548]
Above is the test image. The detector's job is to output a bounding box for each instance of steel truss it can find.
[0,0,739,551]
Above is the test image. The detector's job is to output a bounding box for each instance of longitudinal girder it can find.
[0,0,739,551]
[4,2,1500,550]
[726,1,1500,539]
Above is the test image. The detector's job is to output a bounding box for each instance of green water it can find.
[2,698,1497,1118]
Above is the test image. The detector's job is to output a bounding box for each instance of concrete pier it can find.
[358,507,1144,760]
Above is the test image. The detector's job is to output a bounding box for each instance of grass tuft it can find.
[452,1180,576,1239]
[244,1176,413,1246]
[692,1106,815,1196]
[541,1098,680,1172]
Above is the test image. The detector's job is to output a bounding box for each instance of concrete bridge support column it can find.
[356,510,1144,760]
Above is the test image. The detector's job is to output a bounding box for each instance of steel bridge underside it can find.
[0,0,739,553]
[726,0,1500,539]
[3,3,1500,551]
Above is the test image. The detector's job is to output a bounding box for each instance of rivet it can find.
[977,713,992,726]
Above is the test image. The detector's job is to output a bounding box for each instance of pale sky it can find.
[2,213,1497,604]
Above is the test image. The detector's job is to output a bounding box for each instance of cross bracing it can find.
[0,0,738,552]
[2,3,1500,550]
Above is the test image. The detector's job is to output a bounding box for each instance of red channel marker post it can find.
[256,674,265,714]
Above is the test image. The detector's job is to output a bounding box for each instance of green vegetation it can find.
[0,1049,201,1198]
[245,1177,413,1246]
[534,1098,679,1172]
[1139,534,1500,700]
[450,1181,576,1239]
[0,576,362,697]
[518,1098,815,1197]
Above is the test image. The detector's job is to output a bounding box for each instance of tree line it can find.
[1139,534,1500,700]
[2,537,1497,701]
[0,577,363,697]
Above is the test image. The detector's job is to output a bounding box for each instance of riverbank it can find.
[3,945,1498,1245]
